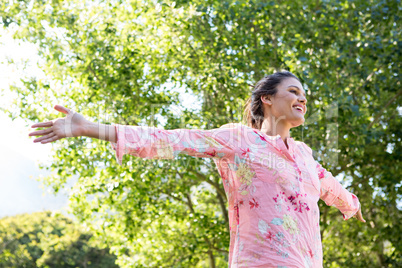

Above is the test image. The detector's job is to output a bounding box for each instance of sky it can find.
[0,26,69,218]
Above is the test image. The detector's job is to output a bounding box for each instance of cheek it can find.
[277,97,293,111]
[271,95,294,116]
[271,104,291,118]
[285,94,297,102]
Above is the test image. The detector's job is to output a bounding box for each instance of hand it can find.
[29,105,89,144]
[353,207,366,223]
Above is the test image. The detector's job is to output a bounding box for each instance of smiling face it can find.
[262,77,307,128]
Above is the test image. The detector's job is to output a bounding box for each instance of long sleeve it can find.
[316,162,360,220]
[110,124,236,165]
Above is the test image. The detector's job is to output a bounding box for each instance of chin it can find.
[290,118,305,128]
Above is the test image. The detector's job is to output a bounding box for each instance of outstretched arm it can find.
[299,142,365,223]
[317,162,366,223]
[30,105,237,165]
[29,105,117,143]
[110,123,236,165]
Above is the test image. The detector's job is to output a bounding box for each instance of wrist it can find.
[80,121,116,143]
[80,120,95,137]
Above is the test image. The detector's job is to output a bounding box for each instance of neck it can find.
[260,116,291,143]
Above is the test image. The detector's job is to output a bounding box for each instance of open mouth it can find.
[293,105,304,114]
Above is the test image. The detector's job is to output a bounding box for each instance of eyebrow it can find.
[288,85,306,97]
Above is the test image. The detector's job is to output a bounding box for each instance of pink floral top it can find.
[111,123,360,268]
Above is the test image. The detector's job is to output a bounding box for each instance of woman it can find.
[29,71,365,268]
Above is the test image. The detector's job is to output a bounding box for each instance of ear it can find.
[261,95,272,105]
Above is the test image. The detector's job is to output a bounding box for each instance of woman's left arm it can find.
[317,162,366,222]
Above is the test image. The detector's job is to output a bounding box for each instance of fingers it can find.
[358,212,366,223]
[34,132,56,143]
[354,209,366,223]
[31,121,53,128]
[29,128,53,137]
[54,105,72,115]
[31,105,72,128]
[41,135,60,144]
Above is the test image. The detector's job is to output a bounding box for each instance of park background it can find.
[0,0,400,267]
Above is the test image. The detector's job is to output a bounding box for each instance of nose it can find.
[298,95,307,104]
[298,96,308,113]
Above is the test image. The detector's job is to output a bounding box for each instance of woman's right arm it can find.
[30,105,236,165]
[110,124,236,165]
[29,105,117,143]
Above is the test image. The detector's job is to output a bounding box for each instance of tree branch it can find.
[368,89,402,129]
[352,64,386,106]
[166,185,221,267]
[185,193,195,214]
[188,168,227,202]
[165,191,186,204]
[211,246,229,254]
[216,186,229,229]
[213,175,229,227]
[204,236,216,268]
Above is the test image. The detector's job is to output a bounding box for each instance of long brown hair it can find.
[244,71,300,130]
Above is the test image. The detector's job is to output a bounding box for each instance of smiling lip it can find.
[293,105,304,114]
[293,104,304,113]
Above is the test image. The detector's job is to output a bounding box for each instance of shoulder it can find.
[219,123,256,133]
[218,123,257,137]
[219,123,245,129]
[294,140,313,155]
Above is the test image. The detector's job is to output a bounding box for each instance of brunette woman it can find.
[29,71,365,268]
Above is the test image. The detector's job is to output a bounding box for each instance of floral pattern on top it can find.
[111,123,360,268]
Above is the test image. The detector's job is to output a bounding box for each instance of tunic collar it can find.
[252,128,297,161]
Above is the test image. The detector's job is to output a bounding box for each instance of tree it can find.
[1,0,400,267]
[0,211,119,268]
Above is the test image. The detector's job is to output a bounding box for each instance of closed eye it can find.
[288,85,306,98]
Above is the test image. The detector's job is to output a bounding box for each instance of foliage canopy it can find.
[1,0,401,267]
[0,211,118,268]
